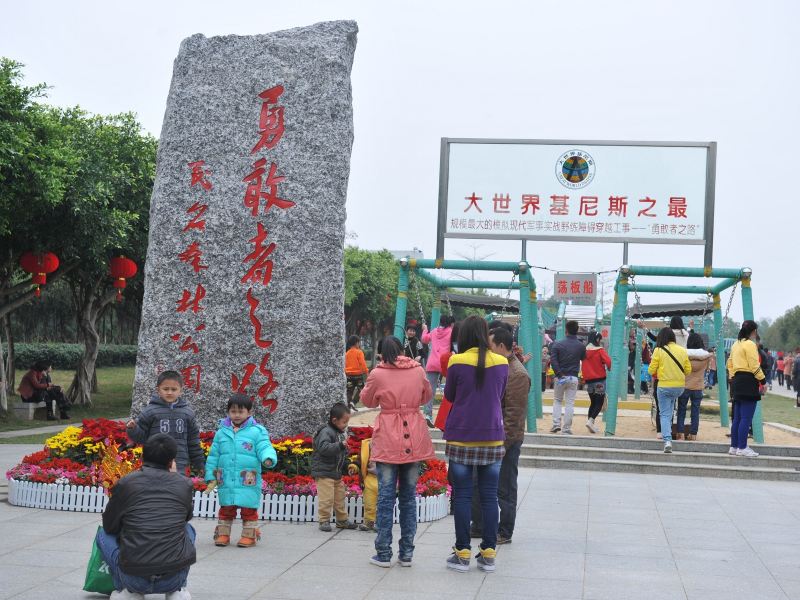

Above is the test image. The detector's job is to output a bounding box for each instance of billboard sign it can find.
[553,272,597,305]
[436,139,716,258]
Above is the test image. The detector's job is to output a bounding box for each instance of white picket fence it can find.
[7,478,449,523]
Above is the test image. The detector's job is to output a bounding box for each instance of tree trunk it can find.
[0,331,7,413]
[4,315,15,396]
[370,325,378,368]
[67,282,116,406]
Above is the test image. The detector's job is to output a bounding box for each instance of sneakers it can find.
[110,591,145,600]
[446,547,471,572]
[165,589,191,600]
[561,429,573,435]
[425,418,435,429]
[737,447,759,458]
[336,520,358,530]
[476,547,496,572]
[496,534,512,545]
[319,522,332,532]
[664,442,672,454]
[585,418,598,434]
[398,556,413,567]
[370,555,392,568]
[549,425,561,434]
[728,447,738,456]
[358,520,377,532]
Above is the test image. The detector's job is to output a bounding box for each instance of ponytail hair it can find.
[738,320,758,341]
[457,315,490,387]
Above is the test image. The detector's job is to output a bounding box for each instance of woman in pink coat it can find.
[421,315,455,424]
[361,336,435,568]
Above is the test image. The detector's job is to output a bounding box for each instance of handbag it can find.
[83,527,115,595]
[434,398,452,431]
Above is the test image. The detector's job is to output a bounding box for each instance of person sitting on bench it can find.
[18,360,71,420]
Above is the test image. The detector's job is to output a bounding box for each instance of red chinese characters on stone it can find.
[182,365,202,393]
[183,202,208,232]
[464,193,482,213]
[241,223,276,286]
[667,197,687,218]
[246,288,273,349]
[171,324,206,354]
[637,197,657,218]
[178,241,208,273]
[188,160,213,191]
[251,85,285,154]
[231,353,279,412]
[176,284,206,313]
[243,159,295,215]
[521,194,540,215]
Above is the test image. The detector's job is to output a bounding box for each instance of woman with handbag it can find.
[582,331,611,434]
[648,328,691,454]
[726,320,766,458]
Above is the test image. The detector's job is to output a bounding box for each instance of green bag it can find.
[83,527,116,595]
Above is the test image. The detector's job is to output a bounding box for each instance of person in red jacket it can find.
[582,332,611,434]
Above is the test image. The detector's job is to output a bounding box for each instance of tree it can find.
[55,111,156,405]
[762,306,800,351]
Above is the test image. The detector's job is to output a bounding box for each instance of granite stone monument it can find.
[132,21,358,436]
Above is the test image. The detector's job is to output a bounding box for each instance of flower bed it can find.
[6,419,450,523]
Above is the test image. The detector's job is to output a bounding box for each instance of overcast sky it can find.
[3,0,798,321]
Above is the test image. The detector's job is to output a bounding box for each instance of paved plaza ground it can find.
[3,444,800,599]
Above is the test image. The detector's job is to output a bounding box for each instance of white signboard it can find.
[554,272,597,305]
[438,139,715,248]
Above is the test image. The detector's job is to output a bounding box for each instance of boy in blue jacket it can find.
[205,394,277,548]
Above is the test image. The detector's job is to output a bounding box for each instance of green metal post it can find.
[604,273,629,436]
[740,274,764,443]
[634,327,643,400]
[556,302,566,340]
[518,271,537,432]
[595,302,603,330]
[529,278,543,419]
[430,296,441,332]
[393,262,409,339]
[712,294,730,427]
[618,321,629,404]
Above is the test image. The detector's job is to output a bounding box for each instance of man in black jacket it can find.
[96,434,196,600]
[549,320,586,435]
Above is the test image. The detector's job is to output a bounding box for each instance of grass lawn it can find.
[0,366,134,434]
[761,392,800,429]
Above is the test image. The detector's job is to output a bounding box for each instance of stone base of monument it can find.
[7,479,449,523]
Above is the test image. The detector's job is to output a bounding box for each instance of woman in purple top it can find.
[442,316,508,574]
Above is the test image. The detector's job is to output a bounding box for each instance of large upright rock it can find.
[133,21,357,435]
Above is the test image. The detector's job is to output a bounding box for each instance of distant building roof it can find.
[389,248,424,260]
[441,291,519,313]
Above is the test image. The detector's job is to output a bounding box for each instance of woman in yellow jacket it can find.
[648,327,691,454]
[726,320,766,458]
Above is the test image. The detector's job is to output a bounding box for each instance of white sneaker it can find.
[737,447,759,458]
[664,442,672,454]
[728,447,737,456]
[110,591,145,600]
[165,589,192,600]
[585,419,598,434]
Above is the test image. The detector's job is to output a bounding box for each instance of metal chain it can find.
[628,275,644,319]
[499,272,518,316]
[698,293,711,330]
[409,270,428,329]
[723,281,738,330]
[445,291,454,317]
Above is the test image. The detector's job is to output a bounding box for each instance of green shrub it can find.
[15,343,138,370]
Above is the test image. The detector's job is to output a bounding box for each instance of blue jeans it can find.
[657,387,684,443]
[450,459,501,550]
[375,462,419,561]
[676,389,703,435]
[424,372,440,419]
[731,399,757,450]
[470,442,522,539]
[95,524,195,594]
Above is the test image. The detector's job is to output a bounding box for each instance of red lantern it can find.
[109,256,138,302]
[19,251,60,298]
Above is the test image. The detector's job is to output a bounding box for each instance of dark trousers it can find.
[778,372,785,386]
[470,442,522,539]
[23,388,70,415]
[588,392,605,420]
[653,381,661,433]
[730,399,757,450]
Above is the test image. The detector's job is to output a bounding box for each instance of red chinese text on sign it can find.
[557,280,568,294]
[251,85,285,154]
[187,160,213,191]
[493,194,511,214]
[668,197,687,218]
[570,280,581,294]
[521,194,540,215]
[243,159,296,215]
[579,196,598,217]
[608,196,628,217]
[583,280,594,294]
[183,202,208,232]
[637,197,657,218]
[241,223,276,286]
[464,193,482,213]
[550,195,569,216]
